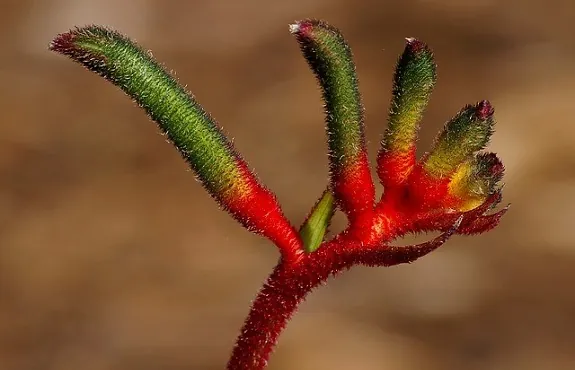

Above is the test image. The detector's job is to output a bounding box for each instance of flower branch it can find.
[291,20,375,233]
[50,18,509,370]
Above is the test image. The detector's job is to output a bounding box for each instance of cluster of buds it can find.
[291,21,508,255]
[50,19,508,370]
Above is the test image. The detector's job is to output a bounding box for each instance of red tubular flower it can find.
[378,38,436,187]
[49,26,303,263]
[291,20,375,227]
[51,19,509,370]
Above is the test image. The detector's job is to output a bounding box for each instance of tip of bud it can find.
[49,30,76,54]
[447,152,505,212]
[289,19,318,38]
[405,37,427,54]
[423,100,496,177]
[476,152,504,184]
[476,100,494,120]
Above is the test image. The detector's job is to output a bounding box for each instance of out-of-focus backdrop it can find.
[2,0,575,369]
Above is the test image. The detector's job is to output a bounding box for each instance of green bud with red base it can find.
[50,26,302,260]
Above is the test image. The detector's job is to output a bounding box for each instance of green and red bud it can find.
[447,152,504,211]
[50,26,302,259]
[404,152,505,235]
[405,151,503,214]
[423,100,495,178]
[378,38,436,186]
[291,20,375,220]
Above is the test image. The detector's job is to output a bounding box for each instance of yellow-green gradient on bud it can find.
[50,26,303,259]
[378,38,436,186]
[424,100,495,178]
[381,39,436,155]
[49,27,247,200]
[291,20,375,217]
[448,152,504,212]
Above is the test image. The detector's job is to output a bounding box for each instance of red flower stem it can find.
[226,209,463,370]
[227,205,399,369]
[226,240,349,370]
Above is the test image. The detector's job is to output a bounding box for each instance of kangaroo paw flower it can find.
[378,38,436,187]
[397,101,500,213]
[291,20,375,221]
[423,100,495,178]
[446,152,504,211]
[50,26,303,260]
[52,21,510,370]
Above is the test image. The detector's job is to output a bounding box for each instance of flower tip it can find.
[477,152,504,183]
[476,100,494,120]
[49,30,76,54]
[289,19,317,37]
[404,37,427,53]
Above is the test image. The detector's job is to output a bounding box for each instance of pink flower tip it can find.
[476,100,494,120]
[49,30,77,54]
[405,37,427,54]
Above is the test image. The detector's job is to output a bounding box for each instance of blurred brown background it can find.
[2,0,575,369]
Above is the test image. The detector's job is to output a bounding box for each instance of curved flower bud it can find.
[378,38,436,186]
[291,19,375,220]
[448,152,504,211]
[423,100,495,177]
[50,26,302,260]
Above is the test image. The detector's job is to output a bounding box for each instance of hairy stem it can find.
[226,214,461,369]
[227,261,328,369]
[227,241,352,370]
